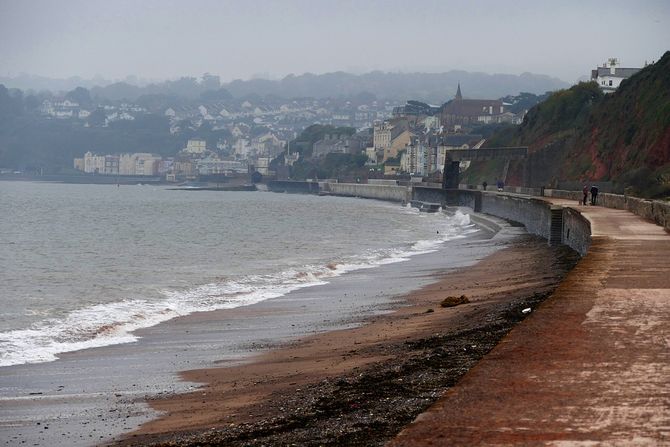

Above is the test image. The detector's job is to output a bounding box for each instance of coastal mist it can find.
[0,181,477,367]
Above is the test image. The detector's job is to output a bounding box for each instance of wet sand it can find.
[117,234,579,446]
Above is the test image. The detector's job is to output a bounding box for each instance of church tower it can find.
[455,83,463,101]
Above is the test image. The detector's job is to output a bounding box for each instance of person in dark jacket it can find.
[582,185,588,205]
[590,185,599,205]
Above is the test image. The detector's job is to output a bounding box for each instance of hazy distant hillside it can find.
[467,51,670,198]
[2,70,569,102]
[221,71,569,102]
[0,74,113,93]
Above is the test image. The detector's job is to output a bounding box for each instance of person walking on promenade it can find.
[590,185,599,205]
[482,181,488,191]
[582,185,588,206]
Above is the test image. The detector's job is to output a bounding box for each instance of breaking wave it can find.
[0,210,478,367]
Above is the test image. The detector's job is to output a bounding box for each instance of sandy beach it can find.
[117,233,579,446]
[1,209,503,446]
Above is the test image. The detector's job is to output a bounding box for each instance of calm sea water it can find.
[0,181,476,367]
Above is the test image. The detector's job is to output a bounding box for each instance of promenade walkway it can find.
[390,199,670,445]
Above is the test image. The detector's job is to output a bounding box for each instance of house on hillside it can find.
[250,132,284,158]
[312,130,370,159]
[183,139,207,154]
[40,99,83,119]
[440,84,505,127]
[591,58,642,93]
[401,136,429,176]
[384,129,414,163]
[373,119,413,162]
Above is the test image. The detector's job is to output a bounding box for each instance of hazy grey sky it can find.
[0,0,668,83]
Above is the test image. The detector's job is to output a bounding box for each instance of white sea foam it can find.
[0,210,478,367]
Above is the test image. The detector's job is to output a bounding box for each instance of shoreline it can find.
[116,232,579,446]
[1,206,501,446]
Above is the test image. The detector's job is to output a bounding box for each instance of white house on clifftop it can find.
[591,58,642,93]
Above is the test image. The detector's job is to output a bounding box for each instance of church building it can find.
[440,84,505,127]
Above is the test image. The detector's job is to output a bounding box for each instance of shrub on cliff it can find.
[474,51,670,198]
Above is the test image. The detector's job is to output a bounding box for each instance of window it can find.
[609,80,613,86]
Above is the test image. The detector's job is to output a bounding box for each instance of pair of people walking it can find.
[582,185,599,206]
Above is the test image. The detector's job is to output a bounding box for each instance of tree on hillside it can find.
[200,88,234,102]
[290,124,357,158]
[65,87,92,108]
[24,94,42,112]
[135,94,182,113]
[0,85,23,121]
[87,108,107,127]
[200,73,221,91]
[164,77,200,99]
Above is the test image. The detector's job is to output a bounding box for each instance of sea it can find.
[0,181,479,369]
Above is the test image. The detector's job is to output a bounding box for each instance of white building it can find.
[118,153,162,176]
[134,154,162,176]
[40,99,81,119]
[233,138,250,159]
[250,133,284,158]
[591,58,642,93]
[401,141,429,176]
[184,139,207,154]
[119,153,136,175]
[373,122,393,150]
[82,151,105,173]
[255,157,270,175]
[196,156,246,175]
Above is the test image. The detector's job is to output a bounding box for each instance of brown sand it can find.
[116,236,578,446]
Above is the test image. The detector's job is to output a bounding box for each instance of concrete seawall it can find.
[319,183,592,255]
[412,186,592,256]
[485,185,670,232]
[267,180,320,194]
[323,183,411,203]
[289,181,669,256]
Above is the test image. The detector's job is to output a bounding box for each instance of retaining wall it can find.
[542,190,670,231]
[561,207,592,256]
[458,184,670,232]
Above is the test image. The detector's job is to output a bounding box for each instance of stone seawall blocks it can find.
[327,183,411,203]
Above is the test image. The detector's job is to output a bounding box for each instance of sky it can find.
[0,0,668,84]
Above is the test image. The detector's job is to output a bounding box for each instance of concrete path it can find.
[390,200,670,446]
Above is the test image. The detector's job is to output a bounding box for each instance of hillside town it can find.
[69,81,534,183]
[1,58,643,184]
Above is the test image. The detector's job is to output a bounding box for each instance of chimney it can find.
[608,57,618,75]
